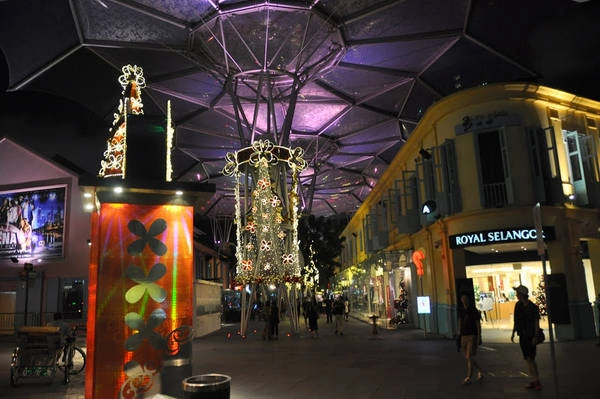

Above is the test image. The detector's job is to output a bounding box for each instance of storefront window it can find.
[389,267,411,325]
[466,261,549,328]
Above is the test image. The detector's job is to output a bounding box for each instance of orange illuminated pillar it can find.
[83,184,213,399]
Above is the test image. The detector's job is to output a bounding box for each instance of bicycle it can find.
[56,326,86,384]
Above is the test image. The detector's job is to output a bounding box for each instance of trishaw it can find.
[9,325,85,386]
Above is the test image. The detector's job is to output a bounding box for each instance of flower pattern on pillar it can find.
[127,219,168,256]
[117,214,192,397]
[125,263,167,304]
[124,308,167,351]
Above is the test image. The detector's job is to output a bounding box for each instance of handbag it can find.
[534,328,545,344]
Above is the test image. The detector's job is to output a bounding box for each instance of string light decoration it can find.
[224,140,306,336]
[165,100,174,182]
[99,65,146,179]
[223,140,306,285]
[118,64,146,116]
[303,243,320,294]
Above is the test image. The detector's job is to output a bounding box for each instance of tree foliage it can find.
[298,214,348,290]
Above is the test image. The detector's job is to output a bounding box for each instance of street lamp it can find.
[19,263,35,326]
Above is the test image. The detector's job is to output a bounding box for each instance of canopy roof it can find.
[1,0,598,217]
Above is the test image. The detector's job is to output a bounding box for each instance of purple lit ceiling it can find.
[1,0,598,217]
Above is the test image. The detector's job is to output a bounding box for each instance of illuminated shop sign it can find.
[449,227,555,249]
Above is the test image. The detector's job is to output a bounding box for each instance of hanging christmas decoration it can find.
[223,140,306,336]
[223,139,306,285]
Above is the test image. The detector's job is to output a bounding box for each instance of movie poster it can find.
[0,185,67,260]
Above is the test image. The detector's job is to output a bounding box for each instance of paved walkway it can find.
[1,316,598,398]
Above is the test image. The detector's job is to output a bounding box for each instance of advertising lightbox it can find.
[417,296,431,314]
[0,184,67,260]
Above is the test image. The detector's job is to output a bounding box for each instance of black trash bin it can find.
[182,374,231,399]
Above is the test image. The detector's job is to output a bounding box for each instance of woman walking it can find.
[458,294,483,385]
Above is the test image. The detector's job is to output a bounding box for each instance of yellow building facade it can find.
[336,83,600,341]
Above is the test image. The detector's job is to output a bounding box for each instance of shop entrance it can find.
[466,261,549,330]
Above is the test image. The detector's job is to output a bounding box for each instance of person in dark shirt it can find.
[307,297,319,338]
[332,296,345,335]
[269,301,280,340]
[324,296,333,324]
[511,285,542,391]
[458,294,483,385]
[302,297,310,328]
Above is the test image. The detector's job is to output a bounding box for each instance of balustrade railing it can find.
[483,182,508,208]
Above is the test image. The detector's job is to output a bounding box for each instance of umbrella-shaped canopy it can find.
[1,0,598,217]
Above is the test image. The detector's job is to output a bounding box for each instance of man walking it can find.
[511,285,542,391]
[333,295,345,335]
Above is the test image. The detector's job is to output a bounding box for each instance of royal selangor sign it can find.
[449,227,555,249]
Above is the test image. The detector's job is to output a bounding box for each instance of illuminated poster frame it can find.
[417,296,431,314]
[0,184,67,260]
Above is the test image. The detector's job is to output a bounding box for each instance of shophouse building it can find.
[335,83,600,341]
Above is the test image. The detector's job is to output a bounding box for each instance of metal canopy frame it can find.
[2,0,598,217]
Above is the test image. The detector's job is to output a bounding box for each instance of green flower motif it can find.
[125,263,167,304]
[124,308,167,351]
[127,219,167,256]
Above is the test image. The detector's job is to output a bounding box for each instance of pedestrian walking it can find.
[302,297,310,328]
[308,297,319,337]
[269,301,280,340]
[262,301,272,340]
[333,296,345,335]
[324,296,333,323]
[511,285,542,391]
[344,296,349,321]
[457,294,483,385]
